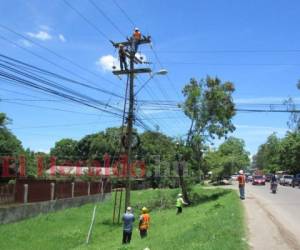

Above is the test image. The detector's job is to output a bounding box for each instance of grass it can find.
[0,186,248,250]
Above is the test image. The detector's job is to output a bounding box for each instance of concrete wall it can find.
[0,193,111,224]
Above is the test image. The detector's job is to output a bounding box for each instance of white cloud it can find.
[58,34,66,42]
[96,54,119,72]
[135,52,147,62]
[95,52,148,72]
[27,31,52,41]
[19,39,32,47]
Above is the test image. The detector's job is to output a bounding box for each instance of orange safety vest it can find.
[238,175,245,186]
[139,213,150,230]
[133,31,141,40]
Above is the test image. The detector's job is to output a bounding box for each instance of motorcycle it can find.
[271,182,278,194]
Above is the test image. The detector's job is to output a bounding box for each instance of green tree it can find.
[180,77,236,200]
[138,131,176,188]
[204,137,249,180]
[253,133,281,173]
[0,113,23,177]
[279,131,300,174]
[0,113,23,156]
[50,138,78,163]
[218,137,250,176]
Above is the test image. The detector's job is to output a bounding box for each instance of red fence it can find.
[0,183,15,204]
[11,178,111,203]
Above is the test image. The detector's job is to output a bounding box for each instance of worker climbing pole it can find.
[111,28,152,211]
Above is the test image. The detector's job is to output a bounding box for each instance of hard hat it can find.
[119,44,124,47]
[178,193,182,197]
[135,27,139,31]
[142,207,148,213]
[239,170,244,174]
[126,206,132,212]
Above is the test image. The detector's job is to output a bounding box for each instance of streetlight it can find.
[134,69,168,96]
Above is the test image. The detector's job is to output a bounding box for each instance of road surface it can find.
[243,183,300,250]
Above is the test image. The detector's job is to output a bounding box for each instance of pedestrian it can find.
[237,170,246,200]
[132,27,141,52]
[118,44,128,71]
[176,193,188,214]
[122,206,135,244]
[139,207,150,238]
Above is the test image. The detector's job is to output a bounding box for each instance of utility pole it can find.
[111,35,152,211]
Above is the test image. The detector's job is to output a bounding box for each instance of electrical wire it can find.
[88,0,127,37]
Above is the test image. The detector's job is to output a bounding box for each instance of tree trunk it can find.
[178,161,190,204]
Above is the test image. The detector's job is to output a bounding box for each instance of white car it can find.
[279,175,293,186]
[231,175,238,181]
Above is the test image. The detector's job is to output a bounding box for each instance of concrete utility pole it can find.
[111,35,152,211]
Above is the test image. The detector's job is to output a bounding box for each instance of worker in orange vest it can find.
[139,207,150,238]
[237,170,246,200]
[132,27,141,52]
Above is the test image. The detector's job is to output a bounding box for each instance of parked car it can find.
[292,174,300,188]
[247,175,253,182]
[252,175,266,185]
[265,174,272,182]
[231,175,238,181]
[279,175,294,186]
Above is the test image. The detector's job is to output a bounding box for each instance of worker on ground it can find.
[118,44,128,71]
[176,193,188,214]
[237,170,246,200]
[132,27,141,52]
[139,207,150,238]
[122,206,135,244]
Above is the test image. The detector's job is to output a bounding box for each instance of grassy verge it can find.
[0,186,247,250]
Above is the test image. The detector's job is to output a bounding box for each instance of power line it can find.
[0,70,124,118]
[0,54,124,99]
[149,40,182,101]
[0,26,121,89]
[143,49,300,54]
[1,100,108,116]
[62,0,110,40]
[88,0,127,37]
[10,121,119,130]
[0,62,123,113]
[0,62,150,130]
[160,61,300,66]
[113,0,136,27]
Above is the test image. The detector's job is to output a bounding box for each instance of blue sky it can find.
[0,0,300,156]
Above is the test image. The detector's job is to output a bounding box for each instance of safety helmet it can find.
[178,193,182,197]
[142,207,148,213]
[127,206,132,212]
[239,170,244,174]
[135,27,139,31]
[119,44,124,47]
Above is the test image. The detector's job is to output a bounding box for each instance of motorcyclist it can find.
[270,173,278,193]
[271,173,277,183]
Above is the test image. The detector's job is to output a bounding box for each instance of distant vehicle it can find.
[265,174,272,182]
[247,175,253,182]
[231,175,238,181]
[291,174,300,188]
[252,175,266,185]
[279,175,293,186]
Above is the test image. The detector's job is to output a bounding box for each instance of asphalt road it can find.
[244,182,300,250]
